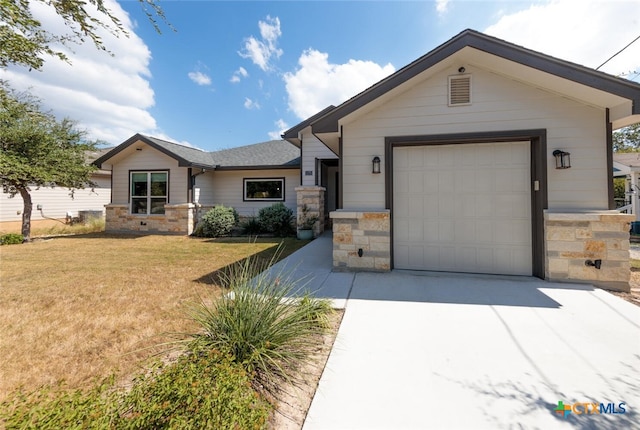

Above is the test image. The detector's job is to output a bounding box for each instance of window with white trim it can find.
[244,178,285,201]
[130,171,168,214]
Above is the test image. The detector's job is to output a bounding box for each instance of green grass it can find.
[0,234,321,429]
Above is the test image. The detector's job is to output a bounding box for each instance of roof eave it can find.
[311,29,640,134]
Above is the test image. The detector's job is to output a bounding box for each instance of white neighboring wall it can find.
[0,174,111,222]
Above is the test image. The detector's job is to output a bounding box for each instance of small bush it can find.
[0,378,120,429]
[186,252,333,395]
[0,352,271,430]
[257,203,294,237]
[240,217,263,235]
[200,205,237,237]
[0,233,23,245]
[118,351,270,429]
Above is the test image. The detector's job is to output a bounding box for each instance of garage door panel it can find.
[394,141,532,276]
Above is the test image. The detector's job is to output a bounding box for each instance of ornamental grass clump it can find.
[186,251,333,395]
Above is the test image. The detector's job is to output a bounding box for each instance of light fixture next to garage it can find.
[553,150,571,169]
[372,156,381,174]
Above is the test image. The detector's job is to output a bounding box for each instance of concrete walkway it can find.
[272,236,640,429]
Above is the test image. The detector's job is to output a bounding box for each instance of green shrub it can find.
[0,352,271,430]
[200,205,237,237]
[240,217,263,235]
[257,203,294,237]
[186,252,333,395]
[0,233,23,245]
[0,378,120,429]
[118,351,270,429]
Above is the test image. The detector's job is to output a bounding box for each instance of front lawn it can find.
[0,234,307,402]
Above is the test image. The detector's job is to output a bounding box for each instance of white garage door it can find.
[393,142,532,276]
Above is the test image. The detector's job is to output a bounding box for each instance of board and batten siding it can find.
[342,66,608,210]
[0,175,111,222]
[301,134,338,186]
[110,147,188,206]
[194,169,300,217]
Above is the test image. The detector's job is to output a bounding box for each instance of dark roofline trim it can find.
[312,29,640,134]
[214,165,300,171]
[94,135,300,170]
[93,133,212,168]
[282,105,336,140]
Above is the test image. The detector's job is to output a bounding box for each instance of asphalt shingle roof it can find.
[94,134,300,169]
[141,135,217,167]
[210,140,300,168]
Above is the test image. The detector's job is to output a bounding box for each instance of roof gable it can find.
[309,29,640,135]
[93,134,300,170]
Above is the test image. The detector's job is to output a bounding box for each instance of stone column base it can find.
[545,211,634,292]
[330,210,390,271]
[295,186,325,237]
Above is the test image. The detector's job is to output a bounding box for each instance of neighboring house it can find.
[0,148,112,225]
[613,152,640,220]
[93,134,301,234]
[98,29,640,292]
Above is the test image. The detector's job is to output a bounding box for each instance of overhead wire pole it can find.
[596,34,640,71]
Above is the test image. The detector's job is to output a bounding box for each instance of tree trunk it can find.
[18,187,32,242]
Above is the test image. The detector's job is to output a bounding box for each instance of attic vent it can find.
[448,75,471,106]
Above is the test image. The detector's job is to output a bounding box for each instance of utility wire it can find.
[596,34,640,70]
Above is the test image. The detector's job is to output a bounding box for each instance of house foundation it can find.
[105,203,196,235]
[295,186,325,237]
[330,210,391,271]
[545,211,633,292]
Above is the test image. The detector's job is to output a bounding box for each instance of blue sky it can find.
[2,1,639,151]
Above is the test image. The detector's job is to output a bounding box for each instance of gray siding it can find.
[342,66,607,210]
[195,169,300,217]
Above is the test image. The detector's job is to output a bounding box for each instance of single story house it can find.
[96,29,640,291]
[93,135,302,233]
[0,148,112,226]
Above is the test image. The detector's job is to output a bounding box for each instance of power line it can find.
[596,34,640,70]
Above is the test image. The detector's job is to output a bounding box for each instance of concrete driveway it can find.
[302,271,640,430]
[266,236,639,428]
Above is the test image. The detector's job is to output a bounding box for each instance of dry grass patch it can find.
[0,233,307,402]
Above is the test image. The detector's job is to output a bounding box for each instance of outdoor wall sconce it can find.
[458,66,466,73]
[553,150,571,169]
[372,156,381,174]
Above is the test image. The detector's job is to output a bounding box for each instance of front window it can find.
[244,178,284,201]
[131,171,168,214]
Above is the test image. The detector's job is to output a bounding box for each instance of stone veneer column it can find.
[545,211,634,292]
[330,210,390,271]
[295,186,325,237]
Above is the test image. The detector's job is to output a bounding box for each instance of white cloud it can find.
[269,119,289,140]
[243,97,261,110]
[283,49,395,119]
[230,67,249,83]
[436,0,450,15]
[0,0,159,145]
[485,0,640,80]
[188,71,212,86]
[239,15,283,71]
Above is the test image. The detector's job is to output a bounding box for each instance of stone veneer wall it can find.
[330,210,390,271]
[105,203,195,235]
[295,186,325,237]
[545,211,634,292]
